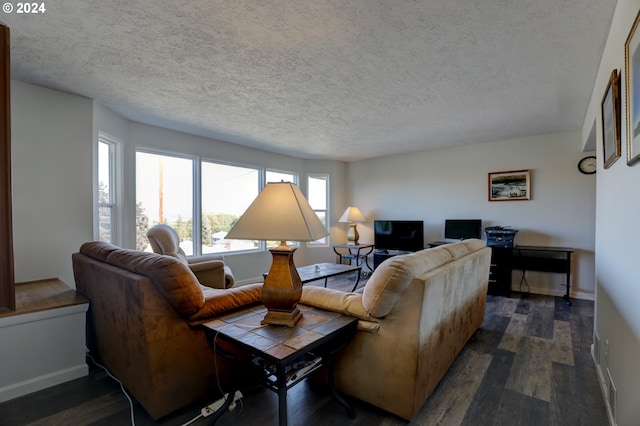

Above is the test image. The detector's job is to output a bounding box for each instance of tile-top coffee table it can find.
[202,304,358,426]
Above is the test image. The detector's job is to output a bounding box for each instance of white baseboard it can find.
[511,284,594,301]
[0,363,88,403]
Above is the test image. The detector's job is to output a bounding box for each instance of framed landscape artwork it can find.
[488,170,531,201]
[601,69,621,169]
[625,11,640,166]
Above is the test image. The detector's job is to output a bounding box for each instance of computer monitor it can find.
[444,219,482,240]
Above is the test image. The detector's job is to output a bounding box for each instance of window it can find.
[307,175,329,245]
[97,135,120,244]
[201,161,259,253]
[136,151,194,253]
[135,150,302,255]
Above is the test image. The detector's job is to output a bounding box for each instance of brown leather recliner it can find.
[147,224,234,288]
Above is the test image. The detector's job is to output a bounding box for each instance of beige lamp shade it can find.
[338,206,366,223]
[225,181,328,327]
[226,181,328,243]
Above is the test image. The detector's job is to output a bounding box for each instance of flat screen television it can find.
[444,219,482,240]
[374,220,424,252]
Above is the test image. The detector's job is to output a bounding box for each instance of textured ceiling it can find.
[1,1,616,161]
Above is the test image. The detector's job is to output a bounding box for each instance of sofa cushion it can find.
[441,238,485,259]
[362,247,453,318]
[80,242,205,317]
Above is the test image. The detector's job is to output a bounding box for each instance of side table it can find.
[332,243,374,272]
[202,304,358,426]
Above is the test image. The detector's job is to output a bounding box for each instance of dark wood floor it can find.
[0,272,608,426]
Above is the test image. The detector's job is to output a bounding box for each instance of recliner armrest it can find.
[187,260,226,289]
[300,286,379,322]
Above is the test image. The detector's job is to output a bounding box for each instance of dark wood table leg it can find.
[275,364,288,426]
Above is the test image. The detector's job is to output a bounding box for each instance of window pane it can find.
[201,162,259,253]
[98,141,110,202]
[98,206,112,243]
[266,170,296,184]
[98,140,113,243]
[307,175,328,245]
[136,152,193,253]
[307,176,327,210]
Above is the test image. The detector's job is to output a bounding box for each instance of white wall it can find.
[11,81,94,286]
[347,131,597,298]
[582,1,640,424]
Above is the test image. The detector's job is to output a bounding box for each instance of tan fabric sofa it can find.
[72,241,263,419]
[300,239,491,420]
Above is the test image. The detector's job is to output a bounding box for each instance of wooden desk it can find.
[202,305,357,426]
[510,245,574,305]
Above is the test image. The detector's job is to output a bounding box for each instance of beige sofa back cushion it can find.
[362,246,452,318]
[440,238,485,259]
[80,241,205,316]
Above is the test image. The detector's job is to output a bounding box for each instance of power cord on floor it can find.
[85,350,137,426]
[85,349,205,426]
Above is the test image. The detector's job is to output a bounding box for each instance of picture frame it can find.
[488,170,531,201]
[625,11,640,166]
[601,69,621,169]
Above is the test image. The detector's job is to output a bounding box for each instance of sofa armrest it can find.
[300,287,379,322]
[187,283,263,325]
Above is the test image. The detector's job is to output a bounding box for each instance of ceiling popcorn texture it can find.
[2,0,616,160]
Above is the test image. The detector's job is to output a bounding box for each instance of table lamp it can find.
[226,182,328,326]
[339,206,366,245]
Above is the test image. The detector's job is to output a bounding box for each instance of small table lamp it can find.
[339,206,366,245]
[226,182,328,327]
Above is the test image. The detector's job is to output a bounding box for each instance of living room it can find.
[1,0,639,424]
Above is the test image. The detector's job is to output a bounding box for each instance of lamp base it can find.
[261,306,303,327]
[347,223,360,245]
[261,243,303,327]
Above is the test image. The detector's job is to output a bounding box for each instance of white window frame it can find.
[96,133,122,245]
[306,174,330,246]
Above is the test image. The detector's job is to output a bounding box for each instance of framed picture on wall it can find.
[601,69,621,169]
[625,11,640,166]
[488,170,531,201]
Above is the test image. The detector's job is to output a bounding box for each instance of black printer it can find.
[484,226,518,248]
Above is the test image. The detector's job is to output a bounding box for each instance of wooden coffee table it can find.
[202,304,358,426]
[298,262,362,291]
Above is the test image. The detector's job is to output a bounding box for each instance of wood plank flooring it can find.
[0,272,608,426]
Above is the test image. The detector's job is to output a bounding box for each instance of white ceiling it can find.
[1,0,616,161]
